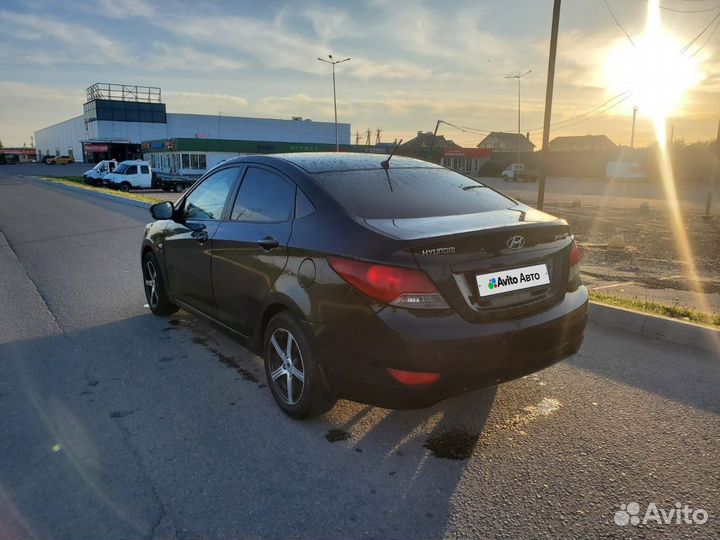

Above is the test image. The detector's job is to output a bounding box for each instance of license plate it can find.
[476,263,550,297]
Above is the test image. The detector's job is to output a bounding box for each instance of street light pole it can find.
[318,54,350,152]
[630,105,638,148]
[505,70,532,169]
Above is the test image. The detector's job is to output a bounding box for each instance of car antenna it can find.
[380,139,403,170]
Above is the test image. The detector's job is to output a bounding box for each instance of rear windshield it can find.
[312,167,514,219]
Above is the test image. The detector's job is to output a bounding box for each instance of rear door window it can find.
[312,167,513,219]
[231,167,295,222]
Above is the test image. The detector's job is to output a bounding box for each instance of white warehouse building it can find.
[35,83,351,165]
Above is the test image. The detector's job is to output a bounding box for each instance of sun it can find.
[602,0,704,120]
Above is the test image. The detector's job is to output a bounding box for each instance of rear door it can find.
[212,165,296,336]
[163,166,241,317]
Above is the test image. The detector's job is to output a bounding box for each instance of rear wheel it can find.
[173,183,184,193]
[119,181,131,192]
[142,251,178,316]
[263,312,335,419]
[50,161,56,165]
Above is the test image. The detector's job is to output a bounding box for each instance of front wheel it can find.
[173,183,184,193]
[50,161,56,165]
[142,251,178,316]
[502,175,508,181]
[119,182,131,192]
[263,312,335,419]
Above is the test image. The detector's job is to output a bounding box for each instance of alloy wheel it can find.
[144,260,159,308]
[267,328,305,405]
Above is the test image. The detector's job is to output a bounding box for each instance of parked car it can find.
[606,161,645,181]
[501,163,538,182]
[49,155,75,165]
[477,160,509,177]
[141,153,587,418]
[83,159,117,186]
[103,160,153,192]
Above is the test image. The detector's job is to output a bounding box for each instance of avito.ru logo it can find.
[614,502,709,527]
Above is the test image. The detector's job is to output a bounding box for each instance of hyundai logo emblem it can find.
[506,235,526,249]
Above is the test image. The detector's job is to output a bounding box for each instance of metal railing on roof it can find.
[86,83,162,103]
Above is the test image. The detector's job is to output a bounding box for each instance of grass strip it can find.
[589,290,720,328]
[39,176,158,205]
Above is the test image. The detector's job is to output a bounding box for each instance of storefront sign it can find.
[85,144,109,152]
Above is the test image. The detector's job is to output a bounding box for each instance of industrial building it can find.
[34,83,351,165]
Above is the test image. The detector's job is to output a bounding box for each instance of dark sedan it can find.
[141,153,588,418]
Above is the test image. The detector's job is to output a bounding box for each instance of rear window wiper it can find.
[462,184,488,191]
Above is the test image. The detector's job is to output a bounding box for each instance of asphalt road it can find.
[0,170,718,539]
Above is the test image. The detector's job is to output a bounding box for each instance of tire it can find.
[263,312,335,419]
[502,175,508,181]
[119,182,131,192]
[173,183,184,193]
[50,161,56,165]
[142,251,178,316]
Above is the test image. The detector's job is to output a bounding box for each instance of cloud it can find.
[146,43,247,72]
[0,81,81,145]
[164,91,249,115]
[0,10,130,65]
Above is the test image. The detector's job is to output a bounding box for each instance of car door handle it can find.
[257,236,280,250]
[192,229,209,244]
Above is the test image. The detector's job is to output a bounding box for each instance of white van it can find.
[103,160,153,192]
[83,160,117,186]
[606,161,645,181]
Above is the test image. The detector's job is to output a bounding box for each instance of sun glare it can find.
[603,1,704,121]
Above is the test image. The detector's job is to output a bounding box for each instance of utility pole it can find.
[317,54,351,152]
[505,70,532,168]
[375,127,382,145]
[355,130,360,145]
[537,0,561,210]
[427,119,442,161]
[669,125,674,145]
[704,117,720,220]
[630,105,638,148]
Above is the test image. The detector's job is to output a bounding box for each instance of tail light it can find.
[327,256,449,309]
[387,368,440,386]
[568,240,582,291]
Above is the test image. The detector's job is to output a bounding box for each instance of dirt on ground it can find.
[543,200,720,316]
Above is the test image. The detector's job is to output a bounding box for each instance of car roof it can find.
[260,152,442,174]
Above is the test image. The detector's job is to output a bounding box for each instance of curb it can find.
[28,176,152,210]
[589,301,719,353]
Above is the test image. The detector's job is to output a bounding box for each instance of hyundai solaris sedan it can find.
[141,153,587,418]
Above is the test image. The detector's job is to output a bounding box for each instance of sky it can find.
[0,0,718,148]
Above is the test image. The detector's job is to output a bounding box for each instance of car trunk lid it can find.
[364,205,573,322]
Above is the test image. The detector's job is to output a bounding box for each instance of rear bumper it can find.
[310,286,588,409]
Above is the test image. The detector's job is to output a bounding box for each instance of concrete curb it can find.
[28,176,152,210]
[589,301,719,353]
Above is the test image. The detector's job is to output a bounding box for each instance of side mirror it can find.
[150,201,174,220]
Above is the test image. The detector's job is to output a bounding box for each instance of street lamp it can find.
[317,54,350,152]
[505,69,532,168]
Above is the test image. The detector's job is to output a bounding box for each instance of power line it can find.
[682,10,720,55]
[548,93,633,132]
[526,91,632,132]
[603,0,637,48]
[652,1,720,13]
